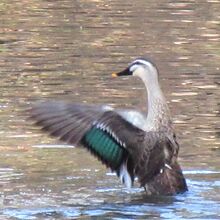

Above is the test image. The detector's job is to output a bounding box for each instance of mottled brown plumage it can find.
[29,58,188,195]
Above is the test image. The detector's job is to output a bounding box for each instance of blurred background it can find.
[0,0,220,219]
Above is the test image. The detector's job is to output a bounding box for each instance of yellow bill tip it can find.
[112,72,118,78]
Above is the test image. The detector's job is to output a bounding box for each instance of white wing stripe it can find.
[95,123,126,148]
[119,163,132,188]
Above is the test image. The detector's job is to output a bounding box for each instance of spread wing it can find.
[29,101,170,187]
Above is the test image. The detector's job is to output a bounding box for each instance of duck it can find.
[29,58,188,196]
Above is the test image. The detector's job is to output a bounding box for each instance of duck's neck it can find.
[143,76,171,131]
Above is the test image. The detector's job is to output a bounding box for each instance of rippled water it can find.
[0,0,220,219]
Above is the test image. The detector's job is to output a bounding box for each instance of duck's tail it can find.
[144,160,188,195]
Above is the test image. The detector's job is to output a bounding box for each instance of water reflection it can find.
[0,0,220,219]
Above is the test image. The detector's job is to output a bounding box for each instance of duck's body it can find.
[29,58,187,195]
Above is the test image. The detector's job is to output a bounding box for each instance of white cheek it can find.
[133,66,145,77]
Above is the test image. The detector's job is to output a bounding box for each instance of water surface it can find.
[0,0,220,219]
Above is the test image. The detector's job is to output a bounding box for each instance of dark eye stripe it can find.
[131,58,157,70]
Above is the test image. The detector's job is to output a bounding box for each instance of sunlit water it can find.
[0,0,220,219]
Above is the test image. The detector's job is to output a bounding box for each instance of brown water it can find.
[0,0,220,219]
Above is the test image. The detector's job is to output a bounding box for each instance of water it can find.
[0,0,220,219]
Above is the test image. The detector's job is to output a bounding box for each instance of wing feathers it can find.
[29,101,172,189]
[29,101,130,172]
[29,102,102,145]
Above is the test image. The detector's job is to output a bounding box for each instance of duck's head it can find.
[112,58,159,83]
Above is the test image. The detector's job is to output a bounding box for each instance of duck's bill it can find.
[112,67,131,77]
[112,72,118,77]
